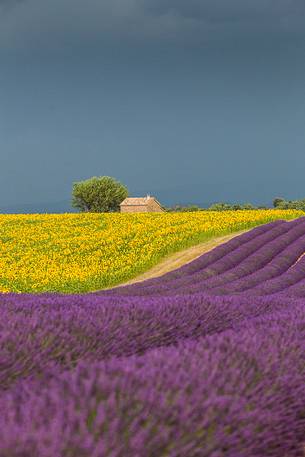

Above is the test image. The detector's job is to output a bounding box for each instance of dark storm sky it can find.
[1,0,305,211]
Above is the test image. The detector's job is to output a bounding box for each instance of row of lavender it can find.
[103,217,305,296]
[0,218,305,456]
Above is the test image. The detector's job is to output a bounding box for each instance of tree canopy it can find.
[72,176,128,213]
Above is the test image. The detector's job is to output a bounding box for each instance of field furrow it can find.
[0,212,305,456]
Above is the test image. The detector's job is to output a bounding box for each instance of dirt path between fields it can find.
[120,229,248,287]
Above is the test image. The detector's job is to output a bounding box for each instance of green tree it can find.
[241,203,255,210]
[275,198,305,210]
[209,202,232,211]
[72,176,128,213]
[185,205,200,212]
[273,197,285,208]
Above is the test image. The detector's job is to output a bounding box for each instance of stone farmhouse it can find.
[120,195,164,213]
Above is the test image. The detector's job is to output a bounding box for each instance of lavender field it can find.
[1,218,305,456]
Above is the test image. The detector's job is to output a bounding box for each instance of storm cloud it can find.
[0,0,305,211]
[0,0,304,52]
[146,0,305,21]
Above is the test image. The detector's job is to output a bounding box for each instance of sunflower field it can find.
[0,209,303,293]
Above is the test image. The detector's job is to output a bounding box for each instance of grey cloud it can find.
[0,0,25,9]
[0,0,199,50]
[0,0,24,4]
[145,0,305,22]
[0,0,304,52]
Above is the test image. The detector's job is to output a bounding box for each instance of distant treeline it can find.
[165,203,265,212]
[273,198,305,211]
[165,198,305,212]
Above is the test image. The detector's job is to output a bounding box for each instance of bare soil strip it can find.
[291,252,305,268]
[120,229,248,287]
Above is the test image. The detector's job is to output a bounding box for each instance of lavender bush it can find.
[1,218,305,456]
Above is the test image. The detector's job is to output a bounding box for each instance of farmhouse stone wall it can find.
[147,199,163,212]
[121,205,149,213]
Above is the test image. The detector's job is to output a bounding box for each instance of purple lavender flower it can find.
[1,217,305,456]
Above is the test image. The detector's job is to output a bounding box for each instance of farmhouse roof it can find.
[120,195,162,208]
